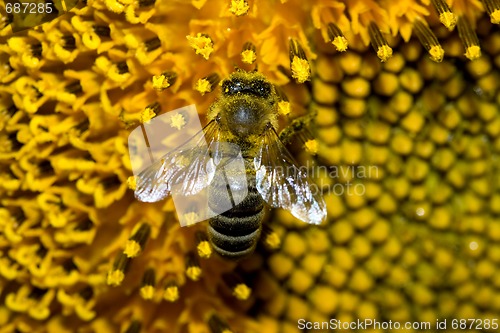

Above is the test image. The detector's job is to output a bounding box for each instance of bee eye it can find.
[222,79,242,95]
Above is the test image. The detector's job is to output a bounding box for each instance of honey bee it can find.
[134,70,326,259]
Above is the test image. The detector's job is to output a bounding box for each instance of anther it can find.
[186,33,214,60]
[222,273,252,300]
[289,39,311,83]
[230,0,249,16]
[430,0,457,30]
[140,268,155,300]
[481,0,500,24]
[185,252,202,281]
[163,281,179,302]
[196,231,212,259]
[413,20,445,62]
[327,22,348,52]
[124,223,151,258]
[107,253,130,286]
[241,42,257,64]
[457,16,481,60]
[261,224,281,250]
[195,73,220,95]
[368,22,393,62]
[152,71,177,91]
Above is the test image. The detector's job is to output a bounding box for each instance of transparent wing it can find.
[254,125,327,225]
[134,120,221,202]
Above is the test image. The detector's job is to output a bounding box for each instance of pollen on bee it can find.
[186,252,202,281]
[229,0,249,16]
[289,39,311,83]
[163,282,179,302]
[186,33,214,60]
[457,16,482,60]
[152,71,177,91]
[368,22,393,62]
[195,73,220,95]
[208,314,234,333]
[107,253,130,286]
[413,19,445,62]
[168,113,186,130]
[430,0,457,30]
[327,22,348,52]
[139,268,155,300]
[124,223,151,258]
[241,42,257,64]
[196,231,212,258]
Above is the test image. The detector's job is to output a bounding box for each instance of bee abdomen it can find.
[208,189,265,260]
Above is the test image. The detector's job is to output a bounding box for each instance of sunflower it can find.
[0,0,499,332]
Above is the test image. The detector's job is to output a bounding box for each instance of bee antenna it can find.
[252,64,259,72]
[233,64,243,72]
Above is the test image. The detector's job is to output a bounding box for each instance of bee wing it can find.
[134,120,221,202]
[254,126,327,225]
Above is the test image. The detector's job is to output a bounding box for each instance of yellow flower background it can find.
[1,0,500,332]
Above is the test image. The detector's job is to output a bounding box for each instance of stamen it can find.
[481,0,500,24]
[222,273,252,300]
[289,39,311,83]
[124,223,151,258]
[145,37,161,52]
[186,33,214,60]
[93,25,111,38]
[208,314,234,333]
[65,81,83,94]
[275,86,291,115]
[141,102,161,123]
[241,42,257,64]
[127,176,137,190]
[196,231,212,259]
[163,281,179,302]
[261,224,281,250]
[230,0,249,16]
[140,268,155,300]
[107,253,130,286]
[457,16,481,60]
[195,73,220,95]
[368,22,393,62]
[152,71,177,91]
[430,0,457,30]
[125,320,141,333]
[327,22,348,52]
[413,20,445,62]
[186,252,202,281]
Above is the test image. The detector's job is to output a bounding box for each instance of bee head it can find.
[216,72,278,138]
[221,75,272,99]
